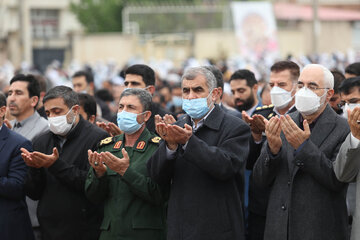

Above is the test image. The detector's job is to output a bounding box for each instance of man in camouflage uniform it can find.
[85,88,167,240]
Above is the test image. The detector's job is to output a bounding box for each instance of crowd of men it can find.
[1,60,360,240]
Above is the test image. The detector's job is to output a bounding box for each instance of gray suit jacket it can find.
[334,134,360,240]
[253,105,350,240]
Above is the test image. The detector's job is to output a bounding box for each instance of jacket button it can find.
[281,205,287,210]
[287,181,291,186]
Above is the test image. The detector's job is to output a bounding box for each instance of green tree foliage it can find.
[70,0,198,33]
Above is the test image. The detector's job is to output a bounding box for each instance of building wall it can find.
[194,30,238,60]
[72,34,137,67]
[70,20,355,68]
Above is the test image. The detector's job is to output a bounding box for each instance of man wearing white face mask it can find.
[334,76,360,240]
[253,64,350,240]
[243,61,300,240]
[148,67,251,240]
[21,86,109,240]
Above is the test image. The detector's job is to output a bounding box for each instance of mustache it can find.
[8,102,18,108]
[235,99,245,104]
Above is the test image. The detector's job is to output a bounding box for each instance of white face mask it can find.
[270,86,293,109]
[48,107,76,136]
[295,88,326,116]
[343,103,360,119]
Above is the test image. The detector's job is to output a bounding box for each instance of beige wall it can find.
[72,34,137,67]
[298,21,353,54]
[70,21,355,68]
[194,30,238,60]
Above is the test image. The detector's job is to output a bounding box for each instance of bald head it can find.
[301,64,334,89]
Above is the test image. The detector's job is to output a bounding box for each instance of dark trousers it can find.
[247,212,266,240]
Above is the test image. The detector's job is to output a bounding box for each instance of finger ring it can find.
[94,161,98,166]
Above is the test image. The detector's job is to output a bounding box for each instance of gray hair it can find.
[181,67,216,92]
[303,64,334,89]
[120,88,152,112]
[43,86,79,108]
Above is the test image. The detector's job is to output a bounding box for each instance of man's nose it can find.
[188,91,197,100]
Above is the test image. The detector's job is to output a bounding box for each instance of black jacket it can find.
[148,105,250,240]
[25,117,109,240]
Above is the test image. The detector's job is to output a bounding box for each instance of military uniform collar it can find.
[133,128,153,152]
[112,128,154,153]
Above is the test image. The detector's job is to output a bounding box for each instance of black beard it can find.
[235,94,255,112]
[332,107,343,115]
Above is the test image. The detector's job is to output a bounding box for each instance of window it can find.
[31,9,59,39]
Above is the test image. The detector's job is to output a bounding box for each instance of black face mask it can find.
[234,93,255,112]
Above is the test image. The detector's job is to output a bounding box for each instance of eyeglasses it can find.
[297,85,329,92]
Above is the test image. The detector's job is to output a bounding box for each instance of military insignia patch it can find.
[113,141,122,149]
[136,141,146,150]
[151,136,161,143]
[99,137,113,146]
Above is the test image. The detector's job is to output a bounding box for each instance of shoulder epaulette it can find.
[151,136,162,144]
[99,137,114,147]
[255,104,274,111]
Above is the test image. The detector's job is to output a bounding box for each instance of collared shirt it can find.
[246,103,259,117]
[190,105,215,132]
[11,111,49,141]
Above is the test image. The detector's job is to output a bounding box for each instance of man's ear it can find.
[143,111,152,122]
[30,96,39,108]
[0,106,6,119]
[147,85,156,95]
[326,89,334,102]
[137,111,152,124]
[89,115,96,124]
[253,84,259,93]
[89,82,95,91]
[211,88,220,102]
[72,104,80,114]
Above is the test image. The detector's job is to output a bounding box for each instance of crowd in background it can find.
[2,50,360,240]
[1,50,359,122]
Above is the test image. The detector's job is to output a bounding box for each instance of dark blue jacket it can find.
[0,124,34,240]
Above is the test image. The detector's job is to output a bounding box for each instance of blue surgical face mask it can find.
[117,110,145,134]
[182,91,213,119]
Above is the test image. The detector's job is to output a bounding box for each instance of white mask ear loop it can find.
[66,106,76,124]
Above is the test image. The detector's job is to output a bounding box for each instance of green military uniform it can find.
[85,128,167,240]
